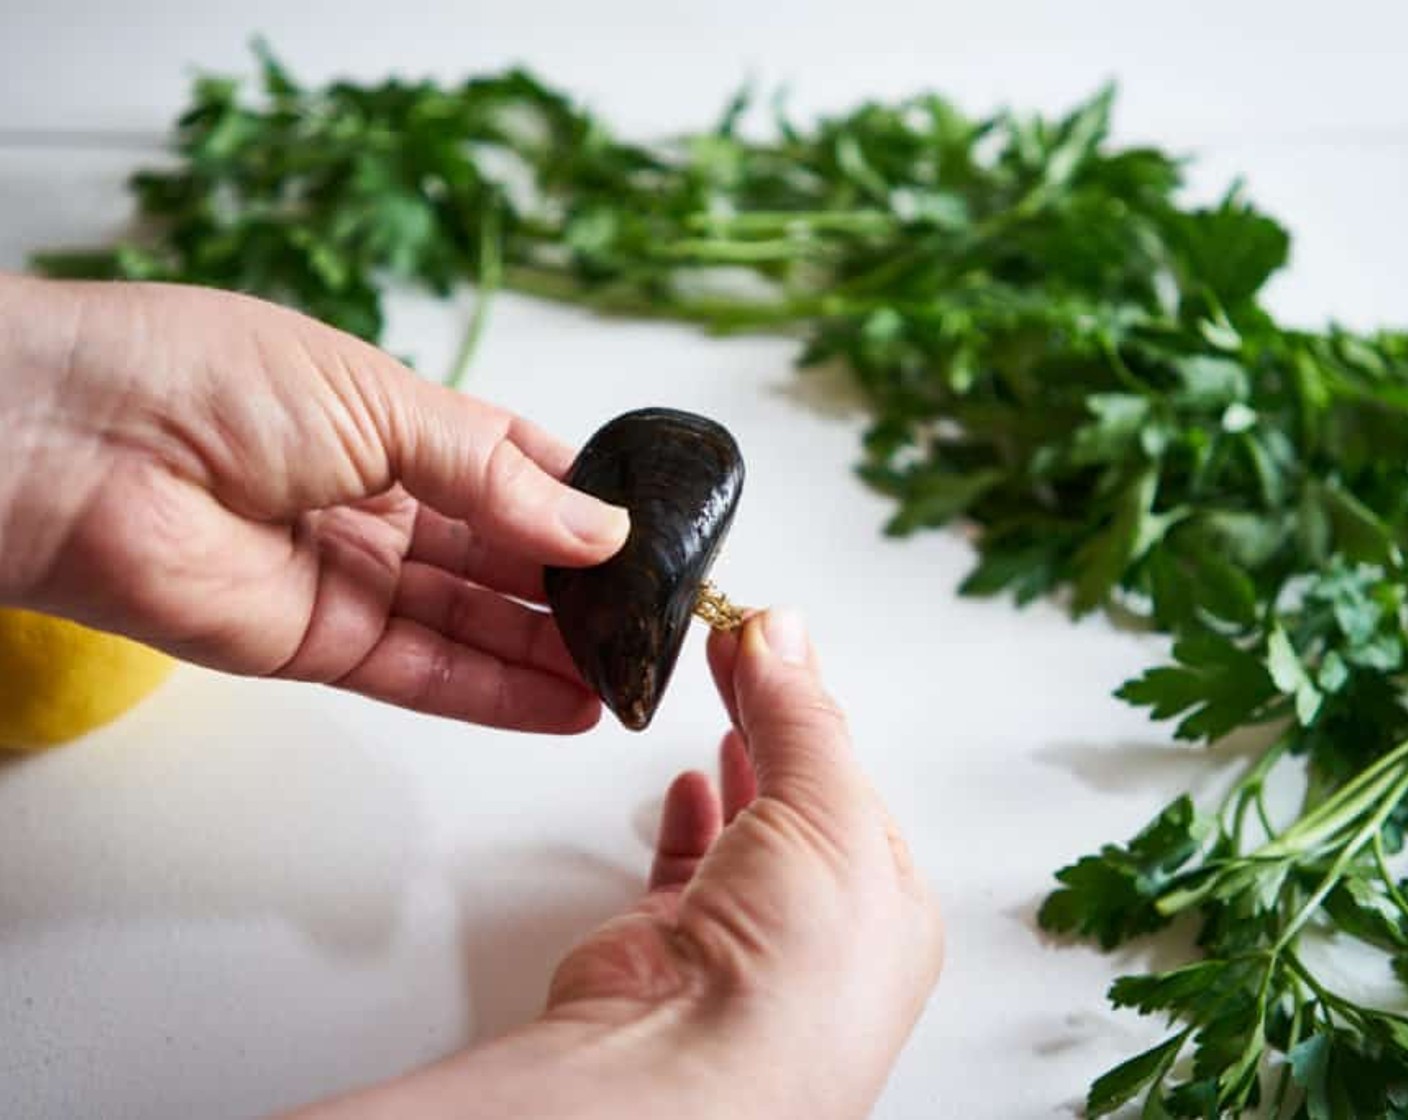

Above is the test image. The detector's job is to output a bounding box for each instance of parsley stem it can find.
[1160,748,1408,918]
[1268,985,1304,1119]
[686,209,896,236]
[1100,336,1150,397]
[1217,733,1292,858]
[1254,787,1277,842]
[1274,769,1408,952]
[446,207,503,391]
[500,264,828,328]
[1372,831,1408,919]
[659,237,822,263]
[1282,951,1367,1025]
[1218,959,1274,1108]
[1230,787,1255,848]
[1260,736,1408,856]
[1228,735,1291,804]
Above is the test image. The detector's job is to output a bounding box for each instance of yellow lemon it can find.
[0,609,174,751]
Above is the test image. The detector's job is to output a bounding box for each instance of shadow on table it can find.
[0,666,422,955]
[454,847,640,1042]
[1032,739,1229,795]
[768,357,870,420]
[1032,722,1280,797]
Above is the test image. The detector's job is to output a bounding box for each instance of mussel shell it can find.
[545,408,744,731]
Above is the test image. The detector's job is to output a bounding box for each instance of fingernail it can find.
[762,608,809,666]
[558,489,629,546]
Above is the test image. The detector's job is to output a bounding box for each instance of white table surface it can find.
[2,4,1407,1118]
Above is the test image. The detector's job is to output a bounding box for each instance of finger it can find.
[389,375,629,566]
[719,729,757,824]
[731,609,867,827]
[406,506,547,603]
[392,562,581,681]
[335,617,601,732]
[706,625,743,728]
[649,771,723,890]
[497,414,577,480]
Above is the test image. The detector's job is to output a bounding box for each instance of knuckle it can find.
[409,638,457,712]
[475,425,535,512]
[648,853,700,889]
[749,795,852,875]
[806,693,851,733]
[483,661,516,727]
[746,695,850,749]
[441,580,481,641]
[524,608,558,668]
[456,522,490,579]
[482,435,534,507]
[314,341,391,492]
[675,888,778,988]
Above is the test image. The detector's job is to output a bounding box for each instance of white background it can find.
[2,3,1407,1117]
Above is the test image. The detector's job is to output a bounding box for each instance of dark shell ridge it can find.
[545,408,744,731]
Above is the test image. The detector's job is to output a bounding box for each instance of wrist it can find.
[284,997,783,1120]
[0,273,109,607]
[458,1010,731,1120]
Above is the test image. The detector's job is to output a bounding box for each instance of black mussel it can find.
[545,408,744,731]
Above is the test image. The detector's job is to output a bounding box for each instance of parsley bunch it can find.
[35,45,1408,1117]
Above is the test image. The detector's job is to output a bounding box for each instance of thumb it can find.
[731,609,867,830]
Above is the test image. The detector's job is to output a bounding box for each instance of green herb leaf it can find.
[1086,1032,1187,1117]
[1039,796,1207,948]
